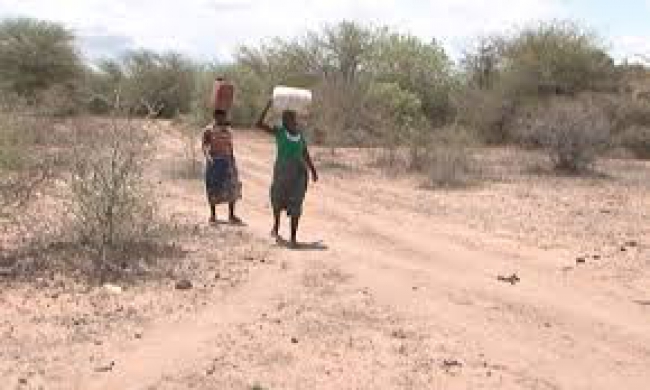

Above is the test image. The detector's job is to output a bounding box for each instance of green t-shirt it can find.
[274,126,306,164]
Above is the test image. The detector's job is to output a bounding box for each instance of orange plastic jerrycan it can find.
[212,78,234,111]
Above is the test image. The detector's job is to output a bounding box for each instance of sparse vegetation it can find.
[2,11,650,390]
[68,115,163,281]
[522,98,611,173]
[0,97,59,214]
[423,126,477,188]
[618,125,650,159]
[458,21,616,146]
[0,15,649,282]
[87,51,197,118]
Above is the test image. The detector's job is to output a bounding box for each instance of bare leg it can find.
[271,209,281,238]
[209,203,216,223]
[228,202,242,224]
[290,215,300,246]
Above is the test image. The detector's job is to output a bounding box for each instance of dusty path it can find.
[77,129,650,389]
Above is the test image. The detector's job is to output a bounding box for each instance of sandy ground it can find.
[1,125,649,390]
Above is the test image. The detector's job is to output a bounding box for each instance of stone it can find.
[175,279,193,290]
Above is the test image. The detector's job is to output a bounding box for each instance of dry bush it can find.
[169,119,203,180]
[311,79,374,149]
[68,116,164,281]
[617,126,650,159]
[612,97,650,132]
[454,87,515,144]
[369,110,409,170]
[33,84,84,117]
[423,126,477,188]
[0,98,60,214]
[521,98,611,173]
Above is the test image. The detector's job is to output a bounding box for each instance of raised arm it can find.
[255,99,275,134]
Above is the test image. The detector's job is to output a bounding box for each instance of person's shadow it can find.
[275,237,329,251]
[210,219,248,227]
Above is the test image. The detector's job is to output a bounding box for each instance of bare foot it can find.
[229,216,244,225]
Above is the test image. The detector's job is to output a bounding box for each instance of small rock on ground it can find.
[175,279,193,290]
[94,361,115,373]
[497,274,521,285]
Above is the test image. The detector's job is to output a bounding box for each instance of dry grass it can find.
[617,125,650,160]
[421,126,479,188]
[0,98,69,219]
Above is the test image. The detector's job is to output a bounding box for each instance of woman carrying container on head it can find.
[255,90,318,247]
[202,78,242,225]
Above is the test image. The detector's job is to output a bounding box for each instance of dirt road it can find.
[24,129,650,389]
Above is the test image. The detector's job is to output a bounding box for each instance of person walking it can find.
[256,100,318,247]
[203,109,243,225]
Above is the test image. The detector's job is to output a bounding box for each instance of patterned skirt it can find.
[205,156,241,204]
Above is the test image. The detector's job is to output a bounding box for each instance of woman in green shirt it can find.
[256,100,318,247]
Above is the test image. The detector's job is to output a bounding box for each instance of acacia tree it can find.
[89,50,196,118]
[501,21,614,95]
[229,21,456,146]
[123,50,196,117]
[0,18,82,99]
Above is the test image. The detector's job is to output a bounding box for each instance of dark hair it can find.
[282,110,296,123]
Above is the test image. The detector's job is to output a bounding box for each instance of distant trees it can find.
[502,21,615,95]
[370,31,454,123]
[87,50,196,118]
[0,18,83,99]
[3,16,649,168]
[226,21,455,151]
[457,21,617,144]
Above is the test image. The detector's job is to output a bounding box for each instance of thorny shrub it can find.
[68,116,163,281]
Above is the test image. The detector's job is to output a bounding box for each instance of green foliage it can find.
[87,50,196,118]
[85,59,125,114]
[370,32,455,123]
[457,21,616,145]
[461,36,504,91]
[0,18,82,98]
[190,63,268,127]
[231,21,455,147]
[501,21,614,96]
[366,82,431,168]
[319,21,376,83]
[122,51,196,118]
[366,82,423,128]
